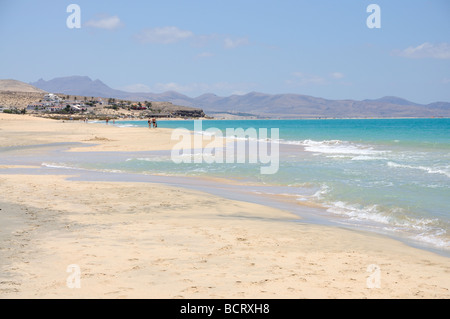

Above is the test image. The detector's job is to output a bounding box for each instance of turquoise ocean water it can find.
[53,119,450,253]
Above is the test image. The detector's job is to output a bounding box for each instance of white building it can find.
[43,93,61,102]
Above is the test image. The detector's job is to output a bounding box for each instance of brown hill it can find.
[0,92,46,109]
[0,79,47,93]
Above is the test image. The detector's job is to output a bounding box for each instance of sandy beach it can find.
[0,113,449,299]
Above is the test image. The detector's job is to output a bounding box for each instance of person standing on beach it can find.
[152,117,157,128]
[148,119,152,128]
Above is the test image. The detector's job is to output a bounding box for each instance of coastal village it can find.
[0,80,206,120]
[24,93,206,120]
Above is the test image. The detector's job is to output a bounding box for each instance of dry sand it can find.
[0,114,223,153]
[0,113,449,298]
[0,113,180,152]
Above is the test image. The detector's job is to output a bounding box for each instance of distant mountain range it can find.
[30,76,450,118]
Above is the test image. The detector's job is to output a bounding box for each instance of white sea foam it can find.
[387,162,450,178]
[200,136,387,160]
[194,130,218,137]
[42,162,125,174]
[316,184,330,198]
[350,155,387,161]
[325,201,441,229]
[101,169,125,173]
[327,155,387,161]
[413,232,450,249]
[308,184,330,200]
[302,140,387,155]
[279,139,389,156]
[323,200,449,250]
[42,162,81,170]
[326,201,392,224]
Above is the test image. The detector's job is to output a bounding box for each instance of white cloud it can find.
[224,37,249,49]
[135,26,194,44]
[85,15,123,30]
[393,42,450,59]
[330,72,344,79]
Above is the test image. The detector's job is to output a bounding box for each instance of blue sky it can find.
[0,0,449,103]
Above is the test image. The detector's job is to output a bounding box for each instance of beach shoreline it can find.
[0,113,449,298]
